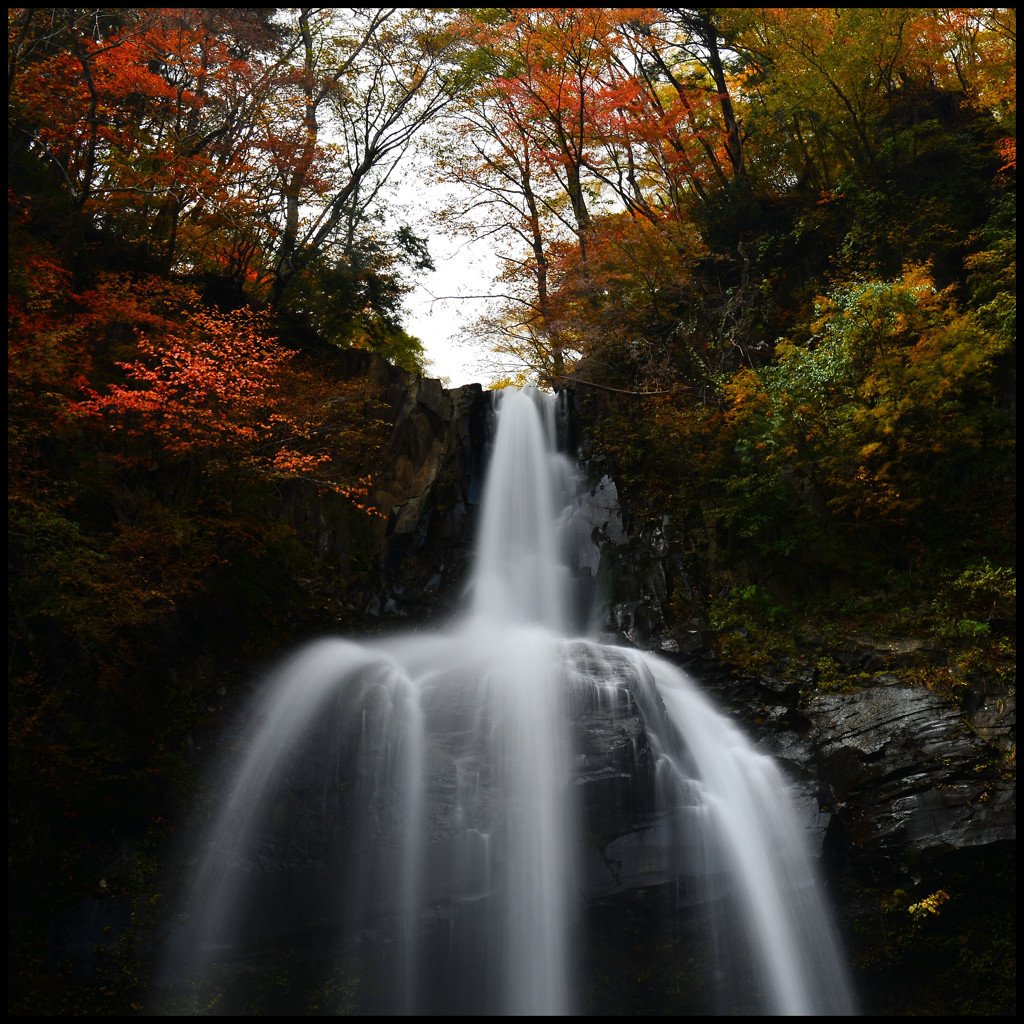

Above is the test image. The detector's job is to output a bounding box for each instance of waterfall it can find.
[158,387,855,1015]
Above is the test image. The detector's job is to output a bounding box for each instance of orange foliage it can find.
[10,9,298,286]
[73,306,291,454]
[68,299,386,513]
[8,242,94,462]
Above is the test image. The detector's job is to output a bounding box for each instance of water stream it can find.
[159,387,854,1014]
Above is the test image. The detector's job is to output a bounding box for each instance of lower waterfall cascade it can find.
[158,387,856,1015]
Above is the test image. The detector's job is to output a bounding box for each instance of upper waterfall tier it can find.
[469,389,569,630]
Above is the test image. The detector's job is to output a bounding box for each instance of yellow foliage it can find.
[908,890,951,919]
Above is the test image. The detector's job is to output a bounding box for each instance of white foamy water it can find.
[159,388,854,1015]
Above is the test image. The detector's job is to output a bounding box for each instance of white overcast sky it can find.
[402,229,499,387]
[391,160,501,388]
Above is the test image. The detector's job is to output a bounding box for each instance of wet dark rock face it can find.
[804,681,1014,877]
[369,373,491,619]
[652,657,1015,1014]
[46,367,1014,1014]
[268,351,493,627]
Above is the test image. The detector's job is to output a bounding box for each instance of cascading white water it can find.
[159,387,854,1015]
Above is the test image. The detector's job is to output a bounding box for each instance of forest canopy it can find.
[427,7,1015,390]
[9,8,1015,382]
[8,3,1016,622]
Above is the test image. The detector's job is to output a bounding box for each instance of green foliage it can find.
[712,583,788,630]
[965,192,1016,345]
[281,223,433,374]
[947,559,1016,619]
[720,266,1014,567]
[933,560,1016,686]
[707,583,798,669]
[812,656,862,694]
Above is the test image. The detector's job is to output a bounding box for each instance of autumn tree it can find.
[8,9,286,272]
[434,9,629,381]
[265,8,475,308]
[720,267,1015,561]
[8,8,473,368]
[433,8,765,386]
[432,9,646,381]
[727,8,1014,219]
[430,66,564,378]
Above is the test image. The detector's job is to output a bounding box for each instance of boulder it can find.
[804,679,1015,880]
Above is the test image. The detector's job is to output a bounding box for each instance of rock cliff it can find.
[232,363,1021,1011]
[47,361,1012,1014]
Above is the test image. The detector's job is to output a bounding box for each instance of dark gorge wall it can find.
[559,382,1016,1016]
[22,363,1013,1015]
[370,370,491,619]
[277,350,492,625]
[293,365,1015,1013]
